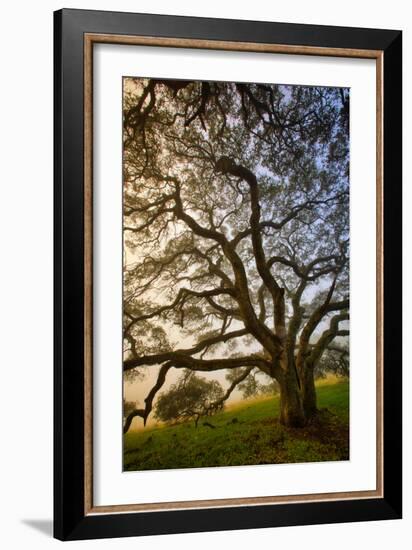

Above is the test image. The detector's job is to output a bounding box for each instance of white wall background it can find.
[0,1,409,548]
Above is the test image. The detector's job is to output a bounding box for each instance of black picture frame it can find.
[54,8,402,541]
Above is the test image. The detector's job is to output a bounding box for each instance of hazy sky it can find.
[122,77,349,430]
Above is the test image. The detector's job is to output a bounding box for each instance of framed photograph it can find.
[54,8,402,541]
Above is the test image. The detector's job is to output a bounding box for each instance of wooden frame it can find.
[54,8,402,540]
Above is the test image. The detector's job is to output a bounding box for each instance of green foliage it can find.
[122,78,350,364]
[124,380,349,470]
[154,370,224,425]
[316,346,349,379]
[225,368,279,399]
[123,398,138,420]
[122,77,350,430]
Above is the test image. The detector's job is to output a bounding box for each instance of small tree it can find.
[123,398,139,420]
[315,345,349,379]
[154,371,224,427]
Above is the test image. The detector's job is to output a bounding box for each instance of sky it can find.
[122,77,350,430]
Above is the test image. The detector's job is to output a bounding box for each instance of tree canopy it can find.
[154,370,224,427]
[122,77,349,430]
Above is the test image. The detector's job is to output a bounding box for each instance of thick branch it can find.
[268,254,342,281]
[123,363,171,432]
[124,352,271,374]
[173,176,281,354]
[296,271,348,376]
[231,195,348,248]
[216,158,285,338]
[308,313,349,366]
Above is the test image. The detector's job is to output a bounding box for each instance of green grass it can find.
[123,379,349,471]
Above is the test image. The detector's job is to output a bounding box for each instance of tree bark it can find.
[301,366,317,420]
[278,366,305,428]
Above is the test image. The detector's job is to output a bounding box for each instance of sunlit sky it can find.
[122,77,349,430]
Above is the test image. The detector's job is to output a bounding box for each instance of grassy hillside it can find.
[124,379,349,471]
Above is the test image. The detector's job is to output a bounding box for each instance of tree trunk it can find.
[301,366,317,420]
[278,369,305,428]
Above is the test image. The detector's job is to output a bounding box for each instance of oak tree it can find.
[122,78,349,430]
[154,370,224,428]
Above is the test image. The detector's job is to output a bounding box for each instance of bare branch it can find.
[123,362,171,432]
